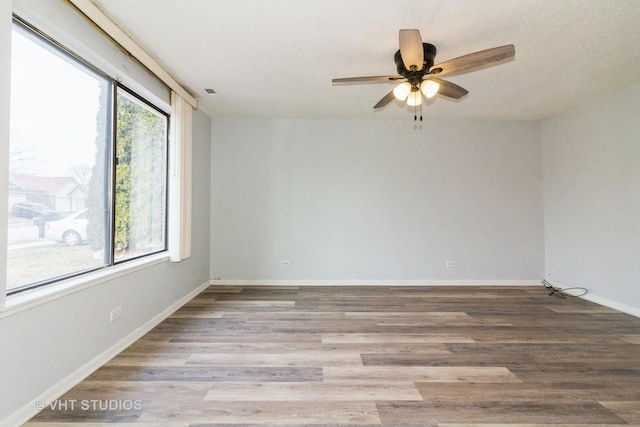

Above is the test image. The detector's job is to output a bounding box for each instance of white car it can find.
[45,209,88,246]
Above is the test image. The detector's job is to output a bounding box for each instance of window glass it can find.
[6,23,110,292]
[114,88,168,262]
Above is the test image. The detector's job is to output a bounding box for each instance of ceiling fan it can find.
[332,29,515,120]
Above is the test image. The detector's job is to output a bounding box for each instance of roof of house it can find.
[9,175,82,196]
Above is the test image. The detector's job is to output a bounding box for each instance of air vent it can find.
[204,88,216,94]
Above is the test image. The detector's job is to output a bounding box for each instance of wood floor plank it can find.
[168,311,226,319]
[467,331,629,345]
[374,318,514,327]
[243,311,347,320]
[26,424,189,427]
[26,409,141,424]
[125,341,452,355]
[376,401,627,424]
[545,305,621,314]
[438,424,629,427]
[244,319,423,333]
[203,382,423,401]
[136,401,381,424]
[87,366,323,382]
[185,351,364,367]
[50,380,214,397]
[201,300,296,307]
[323,366,521,383]
[167,332,323,343]
[416,382,622,402]
[508,365,640,385]
[322,333,475,344]
[344,311,472,319]
[106,354,192,366]
[239,285,300,289]
[201,285,244,293]
[361,352,535,368]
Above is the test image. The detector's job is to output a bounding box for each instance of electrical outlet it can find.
[446,260,457,268]
[281,260,290,267]
[110,306,122,322]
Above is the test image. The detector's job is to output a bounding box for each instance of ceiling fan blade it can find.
[427,77,468,99]
[373,90,396,109]
[332,75,404,83]
[399,29,424,70]
[430,44,515,76]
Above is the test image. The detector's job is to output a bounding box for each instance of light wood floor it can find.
[26,285,640,426]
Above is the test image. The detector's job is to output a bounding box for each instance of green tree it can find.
[114,91,167,257]
[86,81,110,254]
[87,86,167,260]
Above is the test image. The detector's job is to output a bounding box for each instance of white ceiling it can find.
[94,0,640,121]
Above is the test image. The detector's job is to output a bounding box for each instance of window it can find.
[114,88,168,262]
[6,19,168,294]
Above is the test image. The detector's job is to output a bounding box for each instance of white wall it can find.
[0,109,211,424]
[211,118,544,282]
[542,83,640,315]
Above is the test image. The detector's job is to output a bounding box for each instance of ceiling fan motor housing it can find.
[395,42,437,75]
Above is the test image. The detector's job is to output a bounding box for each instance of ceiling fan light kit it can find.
[406,91,422,107]
[332,29,515,120]
[421,79,439,98]
[392,82,411,101]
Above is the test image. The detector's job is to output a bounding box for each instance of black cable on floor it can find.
[542,279,588,298]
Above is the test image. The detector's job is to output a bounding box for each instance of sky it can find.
[9,26,104,177]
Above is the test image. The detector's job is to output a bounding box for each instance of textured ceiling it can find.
[94,0,640,121]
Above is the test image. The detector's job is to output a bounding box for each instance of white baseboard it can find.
[2,280,210,427]
[209,279,541,287]
[542,280,640,318]
[581,293,640,318]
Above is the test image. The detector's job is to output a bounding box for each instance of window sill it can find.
[0,252,170,318]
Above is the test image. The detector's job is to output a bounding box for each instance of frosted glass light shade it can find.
[393,82,411,101]
[421,79,440,98]
[406,91,422,106]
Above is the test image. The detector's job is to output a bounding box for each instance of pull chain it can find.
[412,98,423,122]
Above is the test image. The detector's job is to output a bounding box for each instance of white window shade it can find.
[169,92,193,261]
